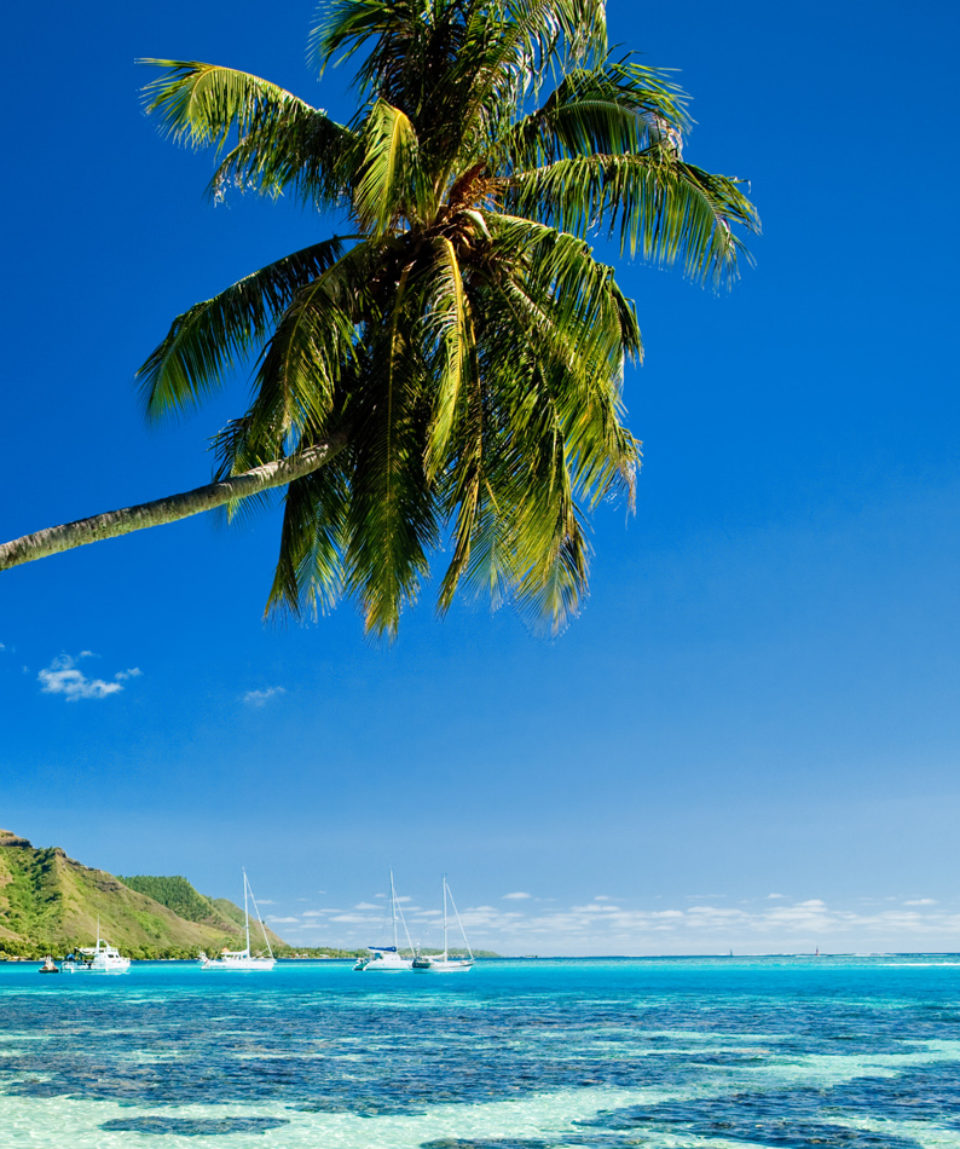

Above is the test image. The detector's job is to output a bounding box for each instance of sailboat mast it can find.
[390,870,399,951]
[243,868,251,954]
[442,875,448,961]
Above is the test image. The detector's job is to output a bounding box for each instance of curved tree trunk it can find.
[0,436,347,572]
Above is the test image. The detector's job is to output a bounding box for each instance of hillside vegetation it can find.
[119,874,285,950]
[0,830,286,959]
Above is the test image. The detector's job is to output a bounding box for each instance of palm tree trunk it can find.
[0,435,347,572]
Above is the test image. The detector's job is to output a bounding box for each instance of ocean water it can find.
[1,956,959,1148]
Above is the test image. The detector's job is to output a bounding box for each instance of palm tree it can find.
[0,0,758,635]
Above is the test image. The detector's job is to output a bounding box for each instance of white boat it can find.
[412,876,474,972]
[354,871,414,971]
[200,869,276,971]
[63,921,131,973]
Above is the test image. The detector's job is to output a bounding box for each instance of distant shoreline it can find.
[5,951,960,963]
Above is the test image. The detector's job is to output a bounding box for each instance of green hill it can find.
[116,875,216,923]
[0,830,287,959]
[118,874,285,951]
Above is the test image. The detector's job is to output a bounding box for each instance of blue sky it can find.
[1,0,957,955]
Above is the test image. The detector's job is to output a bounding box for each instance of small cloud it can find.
[38,653,140,702]
[354,902,379,910]
[503,891,531,901]
[904,898,937,906]
[594,895,612,901]
[267,916,299,924]
[767,893,785,900]
[256,899,275,905]
[242,686,286,707]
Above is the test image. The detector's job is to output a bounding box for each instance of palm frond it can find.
[341,292,439,636]
[423,238,473,478]
[311,0,422,76]
[475,0,607,89]
[138,238,346,419]
[266,460,350,617]
[354,99,430,233]
[141,60,319,152]
[494,59,689,168]
[509,152,760,285]
[232,243,378,469]
[208,105,358,206]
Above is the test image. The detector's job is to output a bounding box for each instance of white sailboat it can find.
[63,919,131,973]
[354,871,414,971]
[200,869,276,971]
[412,876,474,972]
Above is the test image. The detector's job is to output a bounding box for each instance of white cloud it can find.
[767,893,785,900]
[267,916,299,924]
[502,891,532,900]
[38,653,141,702]
[242,686,286,707]
[236,885,960,956]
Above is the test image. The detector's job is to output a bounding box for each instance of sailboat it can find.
[63,918,131,973]
[412,876,474,972]
[200,869,276,971]
[353,871,414,971]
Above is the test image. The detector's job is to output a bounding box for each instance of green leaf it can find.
[354,99,429,233]
[138,238,346,419]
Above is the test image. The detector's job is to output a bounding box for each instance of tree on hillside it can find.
[0,0,758,635]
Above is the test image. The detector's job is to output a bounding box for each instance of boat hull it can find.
[63,960,130,974]
[412,959,474,972]
[200,954,275,971]
[353,956,413,971]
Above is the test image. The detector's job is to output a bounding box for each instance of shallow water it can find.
[1,956,959,1147]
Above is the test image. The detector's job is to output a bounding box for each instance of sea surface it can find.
[1,956,959,1148]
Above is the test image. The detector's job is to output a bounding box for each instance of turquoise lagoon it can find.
[1,956,958,1147]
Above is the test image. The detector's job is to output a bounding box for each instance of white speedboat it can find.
[200,868,276,971]
[354,871,414,971]
[412,876,474,972]
[64,922,131,973]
